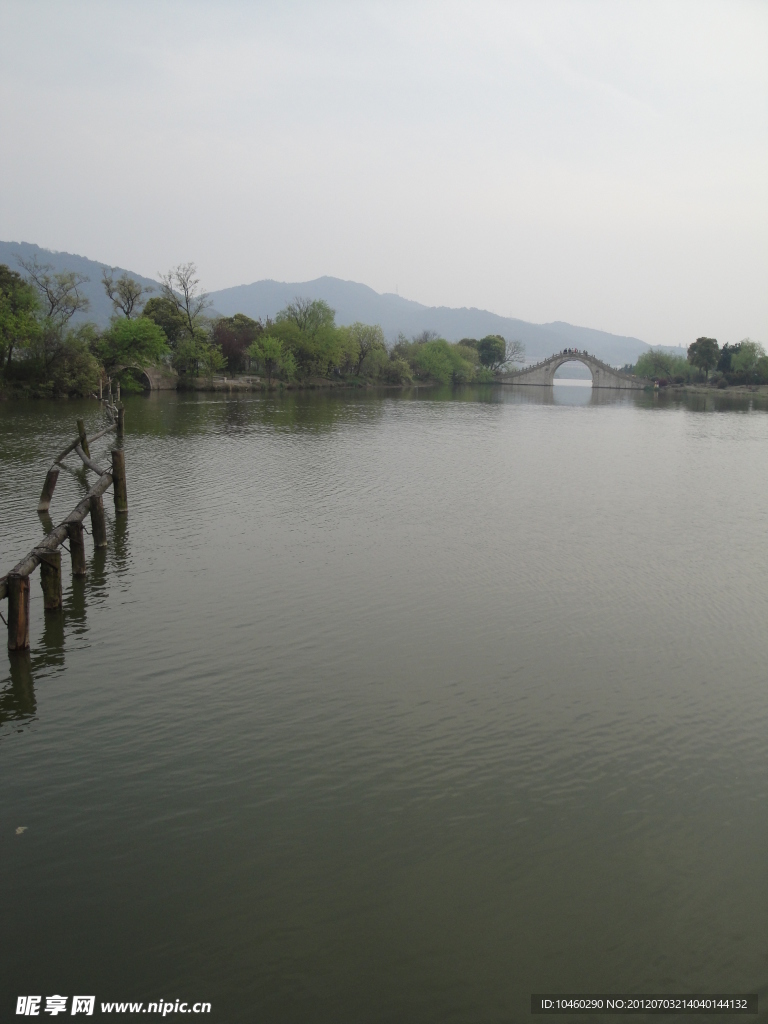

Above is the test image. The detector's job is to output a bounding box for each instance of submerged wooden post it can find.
[7,574,31,651]
[116,404,125,437]
[76,418,91,459]
[37,465,60,513]
[67,521,87,576]
[89,494,108,548]
[39,550,63,610]
[111,449,127,513]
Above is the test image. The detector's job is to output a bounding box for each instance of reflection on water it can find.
[1,387,767,1022]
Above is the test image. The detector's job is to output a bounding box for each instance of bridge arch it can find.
[500,351,647,390]
[548,355,595,385]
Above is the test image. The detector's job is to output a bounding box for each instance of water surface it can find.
[1,387,766,1022]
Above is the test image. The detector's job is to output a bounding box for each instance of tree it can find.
[477,335,507,369]
[276,297,335,337]
[143,296,188,347]
[17,256,90,372]
[17,256,89,326]
[96,317,170,372]
[0,264,40,372]
[212,313,263,372]
[102,269,153,318]
[504,338,525,366]
[730,339,765,376]
[249,335,283,384]
[158,262,211,339]
[687,337,719,378]
[199,343,227,381]
[347,322,386,375]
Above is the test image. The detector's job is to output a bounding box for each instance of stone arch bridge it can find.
[500,352,647,389]
[118,364,179,390]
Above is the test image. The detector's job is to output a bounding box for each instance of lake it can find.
[1,385,767,1022]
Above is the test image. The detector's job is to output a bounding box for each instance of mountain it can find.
[0,241,160,327]
[1,241,683,366]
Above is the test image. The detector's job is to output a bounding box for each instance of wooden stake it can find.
[37,465,60,513]
[116,381,121,402]
[67,521,87,576]
[117,404,125,437]
[99,377,103,400]
[7,574,30,651]
[39,550,62,610]
[89,494,108,548]
[111,449,127,513]
[76,418,91,459]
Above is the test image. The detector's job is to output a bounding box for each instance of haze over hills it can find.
[0,241,685,366]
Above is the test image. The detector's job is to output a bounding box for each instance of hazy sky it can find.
[1,0,766,346]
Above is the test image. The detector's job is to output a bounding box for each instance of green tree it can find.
[102,269,153,318]
[635,349,691,380]
[96,317,170,373]
[347,322,387,375]
[199,343,227,381]
[730,339,765,376]
[17,256,91,372]
[0,264,40,372]
[277,297,335,336]
[687,337,719,378]
[477,335,507,369]
[143,296,188,347]
[249,335,283,384]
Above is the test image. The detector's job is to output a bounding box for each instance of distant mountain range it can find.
[0,241,685,366]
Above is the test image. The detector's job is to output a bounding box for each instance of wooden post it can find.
[99,377,103,400]
[111,449,128,513]
[76,418,91,459]
[37,465,60,513]
[7,574,30,651]
[116,381,121,402]
[117,404,125,437]
[39,550,63,610]
[89,494,108,548]
[67,521,87,576]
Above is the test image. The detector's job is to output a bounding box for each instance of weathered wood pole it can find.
[76,418,91,459]
[99,377,103,400]
[116,381,121,402]
[111,449,128,513]
[89,494,108,548]
[39,550,63,610]
[67,521,87,576]
[116,404,125,437]
[7,574,31,651]
[37,465,60,513]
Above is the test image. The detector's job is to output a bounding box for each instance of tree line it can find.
[0,259,525,397]
[623,336,768,388]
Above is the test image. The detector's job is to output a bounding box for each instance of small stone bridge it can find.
[500,351,647,389]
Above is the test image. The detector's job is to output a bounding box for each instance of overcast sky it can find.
[1,0,765,347]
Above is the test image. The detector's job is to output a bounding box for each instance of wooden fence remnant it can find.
[2,414,129,651]
[39,550,63,610]
[7,574,31,651]
[38,466,60,513]
[89,495,108,548]
[76,418,91,459]
[111,449,128,512]
[67,521,87,576]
